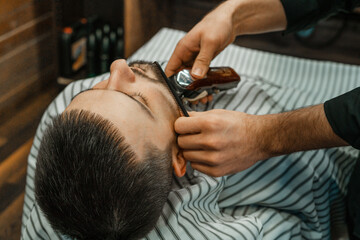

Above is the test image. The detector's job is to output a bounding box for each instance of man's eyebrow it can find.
[129,62,165,86]
[128,60,153,65]
[130,67,164,86]
[71,88,155,119]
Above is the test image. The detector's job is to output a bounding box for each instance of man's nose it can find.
[107,59,135,90]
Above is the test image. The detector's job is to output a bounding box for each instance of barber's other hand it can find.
[165,1,236,79]
[175,110,269,177]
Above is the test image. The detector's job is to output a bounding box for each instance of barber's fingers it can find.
[200,97,208,104]
[184,151,233,177]
[174,112,203,134]
[183,150,219,166]
[191,40,220,79]
[199,94,214,104]
[189,94,213,105]
[165,52,183,77]
[190,163,214,176]
[177,133,206,150]
[165,38,195,77]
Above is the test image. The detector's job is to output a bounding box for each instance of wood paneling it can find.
[0,139,31,194]
[0,34,56,121]
[0,0,56,236]
[0,0,56,124]
[124,0,171,57]
[0,138,32,240]
[0,0,31,16]
[0,84,59,239]
[0,137,6,148]
[0,13,53,56]
[0,77,58,162]
[0,34,55,96]
[0,0,52,36]
[0,64,55,116]
[0,193,25,240]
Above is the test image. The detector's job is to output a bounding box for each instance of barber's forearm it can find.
[259,104,348,157]
[226,0,287,35]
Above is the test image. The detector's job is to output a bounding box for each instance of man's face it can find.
[66,59,182,160]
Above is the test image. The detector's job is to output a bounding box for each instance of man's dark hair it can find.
[35,109,173,240]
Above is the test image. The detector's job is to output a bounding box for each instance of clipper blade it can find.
[154,62,189,117]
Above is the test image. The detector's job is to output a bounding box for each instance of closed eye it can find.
[133,92,150,107]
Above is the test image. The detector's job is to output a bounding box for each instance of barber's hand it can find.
[175,110,270,177]
[165,1,236,79]
[191,95,214,105]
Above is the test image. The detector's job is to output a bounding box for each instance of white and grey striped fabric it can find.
[21,28,359,240]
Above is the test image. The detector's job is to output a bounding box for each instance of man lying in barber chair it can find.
[22,59,356,240]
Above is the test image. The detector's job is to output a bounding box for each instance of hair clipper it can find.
[169,67,240,102]
[154,62,241,117]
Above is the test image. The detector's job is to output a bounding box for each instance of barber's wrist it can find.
[255,114,283,159]
[258,104,349,158]
[238,113,280,161]
[229,0,287,36]
[228,0,253,36]
[209,0,240,34]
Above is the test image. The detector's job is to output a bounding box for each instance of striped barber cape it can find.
[21,28,359,240]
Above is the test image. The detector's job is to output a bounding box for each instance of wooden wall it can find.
[0,0,57,124]
[124,0,172,57]
[0,1,57,239]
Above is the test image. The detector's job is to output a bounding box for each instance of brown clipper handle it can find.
[182,67,240,91]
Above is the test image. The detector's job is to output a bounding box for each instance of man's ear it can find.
[172,147,187,177]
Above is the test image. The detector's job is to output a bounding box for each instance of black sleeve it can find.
[280,0,360,33]
[324,87,360,149]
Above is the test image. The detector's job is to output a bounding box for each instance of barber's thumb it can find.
[191,56,211,79]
